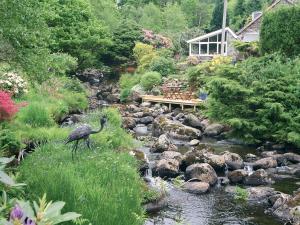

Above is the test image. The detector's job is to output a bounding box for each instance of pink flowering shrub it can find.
[0,91,19,121]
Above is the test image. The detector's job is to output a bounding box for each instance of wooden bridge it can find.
[141,95,203,111]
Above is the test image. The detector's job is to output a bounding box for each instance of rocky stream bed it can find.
[71,76,300,225]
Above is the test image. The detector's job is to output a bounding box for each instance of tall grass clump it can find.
[19,143,144,225]
[17,102,54,127]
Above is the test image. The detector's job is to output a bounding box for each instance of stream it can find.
[139,137,300,225]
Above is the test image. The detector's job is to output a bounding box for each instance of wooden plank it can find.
[141,95,202,107]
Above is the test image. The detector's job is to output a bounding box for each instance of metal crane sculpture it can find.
[66,116,107,160]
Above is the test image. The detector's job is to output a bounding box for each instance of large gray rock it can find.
[139,116,154,125]
[153,116,202,140]
[122,117,136,129]
[185,163,218,186]
[223,152,244,170]
[228,169,248,184]
[181,148,209,168]
[244,169,271,186]
[204,123,224,137]
[151,134,177,153]
[284,153,300,164]
[204,154,226,171]
[253,157,278,170]
[153,159,179,178]
[183,181,210,194]
[161,151,183,162]
[247,187,277,202]
[183,114,204,130]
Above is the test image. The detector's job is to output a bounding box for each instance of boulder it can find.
[183,114,204,130]
[245,153,257,162]
[183,181,210,194]
[261,151,278,158]
[161,151,183,162]
[223,152,244,170]
[151,134,177,153]
[152,116,202,140]
[141,102,152,107]
[185,163,218,186]
[204,123,224,137]
[247,187,277,202]
[106,93,120,103]
[122,117,136,129]
[244,169,271,186]
[284,153,300,164]
[189,139,200,146]
[228,169,248,184]
[153,159,179,178]
[133,124,149,136]
[181,149,207,168]
[204,154,226,171]
[139,116,154,125]
[253,157,278,170]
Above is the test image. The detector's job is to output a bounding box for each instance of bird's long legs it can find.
[72,140,79,161]
[85,138,96,153]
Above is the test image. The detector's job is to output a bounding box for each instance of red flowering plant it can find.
[0,91,19,122]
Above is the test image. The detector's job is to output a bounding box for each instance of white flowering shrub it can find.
[0,72,28,96]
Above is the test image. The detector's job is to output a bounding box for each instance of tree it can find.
[0,0,52,82]
[260,6,300,57]
[163,3,188,35]
[46,0,112,69]
[140,3,164,32]
[109,20,143,65]
[210,0,228,31]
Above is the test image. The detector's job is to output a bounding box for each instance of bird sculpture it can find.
[66,116,107,160]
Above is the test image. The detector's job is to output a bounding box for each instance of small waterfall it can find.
[244,163,254,175]
[224,163,229,177]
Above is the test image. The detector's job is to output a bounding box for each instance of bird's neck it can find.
[91,124,103,134]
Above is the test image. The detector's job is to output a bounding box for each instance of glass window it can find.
[201,38,208,42]
[209,35,218,42]
[191,43,199,55]
[209,43,218,55]
[200,44,208,55]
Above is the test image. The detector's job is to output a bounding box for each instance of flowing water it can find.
[141,137,299,225]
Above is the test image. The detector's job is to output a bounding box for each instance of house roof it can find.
[237,0,294,35]
[187,27,238,43]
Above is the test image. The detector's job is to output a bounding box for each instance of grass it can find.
[18,108,144,225]
[19,143,144,225]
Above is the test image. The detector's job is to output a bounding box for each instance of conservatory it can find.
[187,27,238,58]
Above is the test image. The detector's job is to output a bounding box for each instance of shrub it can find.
[149,56,176,76]
[19,144,143,225]
[0,64,28,97]
[234,186,248,201]
[140,71,162,91]
[0,91,19,121]
[133,42,158,72]
[207,54,300,146]
[17,102,54,128]
[119,73,141,102]
[0,127,21,156]
[260,6,300,57]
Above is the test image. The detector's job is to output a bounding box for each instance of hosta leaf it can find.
[0,171,15,186]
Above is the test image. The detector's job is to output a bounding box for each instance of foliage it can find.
[119,73,141,102]
[0,127,21,157]
[187,56,233,88]
[207,54,300,146]
[149,56,176,77]
[110,20,143,65]
[133,42,158,73]
[2,194,81,225]
[17,103,54,128]
[260,6,300,57]
[140,3,164,33]
[0,92,19,122]
[140,71,162,91]
[19,143,144,225]
[0,0,52,83]
[233,41,260,58]
[234,186,248,201]
[210,0,228,31]
[0,65,28,97]
[46,0,112,70]
[48,53,78,77]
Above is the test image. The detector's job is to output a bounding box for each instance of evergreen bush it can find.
[140,71,162,91]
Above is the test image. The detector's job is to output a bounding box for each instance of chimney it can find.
[252,11,262,21]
